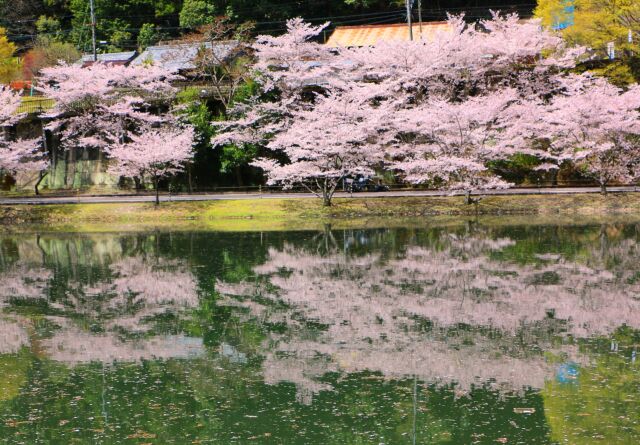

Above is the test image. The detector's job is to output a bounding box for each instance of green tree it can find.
[535,0,640,83]
[536,0,640,53]
[35,15,63,40]
[0,27,20,83]
[179,0,217,29]
[0,0,41,50]
[67,0,182,53]
[176,87,218,190]
[137,23,160,50]
[103,18,132,52]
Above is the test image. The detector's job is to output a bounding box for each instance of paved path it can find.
[0,186,637,205]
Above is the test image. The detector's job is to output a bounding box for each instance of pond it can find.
[0,220,639,444]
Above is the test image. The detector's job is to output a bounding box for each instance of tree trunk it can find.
[37,122,50,196]
[322,179,332,206]
[600,182,607,195]
[464,190,472,205]
[34,171,48,196]
[599,224,609,260]
[154,177,160,206]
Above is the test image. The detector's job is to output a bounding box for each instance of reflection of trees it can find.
[42,323,203,364]
[0,319,29,354]
[76,256,200,334]
[0,225,638,443]
[217,227,640,399]
[0,266,51,302]
[543,327,640,445]
[0,234,201,364]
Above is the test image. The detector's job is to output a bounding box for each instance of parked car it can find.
[345,176,390,192]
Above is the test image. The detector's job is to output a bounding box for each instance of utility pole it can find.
[89,0,97,61]
[406,0,413,41]
[417,0,423,40]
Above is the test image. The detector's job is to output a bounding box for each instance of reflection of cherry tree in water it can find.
[0,319,29,354]
[1,228,639,443]
[0,266,52,302]
[0,235,202,364]
[217,224,640,401]
[42,256,202,364]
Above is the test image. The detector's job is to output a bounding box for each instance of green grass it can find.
[2,193,640,232]
[0,340,31,402]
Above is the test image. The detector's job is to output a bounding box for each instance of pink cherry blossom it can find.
[0,137,47,175]
[217,13,605,200]
[505,75,640,192]
[106,126,195,204]
[38,62,177,114]
[0,86,23,124]
[389,90,519,191]
[0,87,49,181]
[252,89,389,205]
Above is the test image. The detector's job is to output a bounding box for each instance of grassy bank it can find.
[2,193,640,232]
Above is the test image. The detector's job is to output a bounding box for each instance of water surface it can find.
[1,221,639,444]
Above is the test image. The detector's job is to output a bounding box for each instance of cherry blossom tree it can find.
[33,62,192,193]
[344,13,589,196]
[215,13,601,201]
[542,76,640,194]
[37,63,178,153]
[0,86,49,194]
[0,137,48,189]
[106,126,195,205]
[212,18,361,205]
[252,89,388,206]
[389,91,519,202]
[502,74,640,193]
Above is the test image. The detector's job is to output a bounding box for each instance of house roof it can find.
[78,51,138,67]
[131,41,240,73]
[325,21,453,47]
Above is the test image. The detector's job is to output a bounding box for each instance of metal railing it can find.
[3,177,640,199]
[17,97,55,115]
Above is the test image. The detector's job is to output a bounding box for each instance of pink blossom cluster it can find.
[0,87,48,175]
[217,13,640,200]
[33,63,194,190]
[106,126,195,184]
[38,62,178,113]
[216,227,640,399]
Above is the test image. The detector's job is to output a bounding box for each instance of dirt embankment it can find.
[1,193,640,231]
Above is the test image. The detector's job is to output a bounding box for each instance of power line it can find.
[4,5,537,46]
[5,10,408,40]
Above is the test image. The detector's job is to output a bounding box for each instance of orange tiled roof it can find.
[325,21,453,47]
[9,80,32,91]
